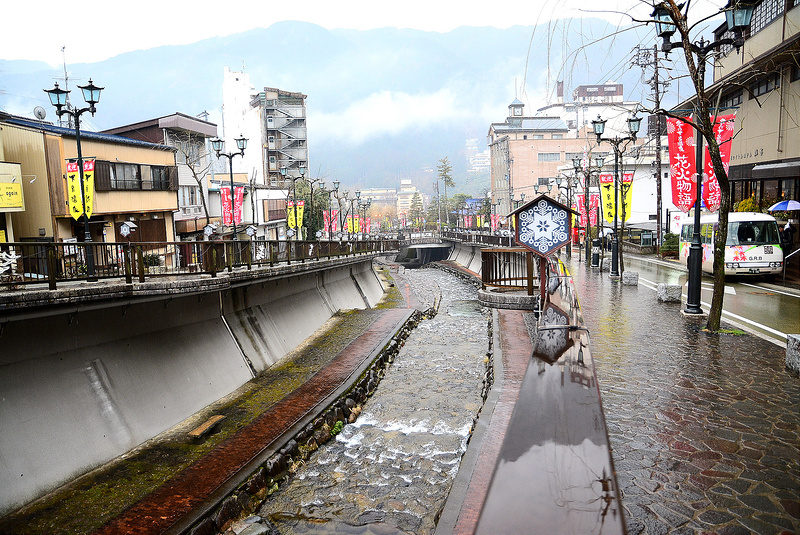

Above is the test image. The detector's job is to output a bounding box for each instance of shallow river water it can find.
[258,267,490,534]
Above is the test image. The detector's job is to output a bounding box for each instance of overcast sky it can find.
[3,0,726,66]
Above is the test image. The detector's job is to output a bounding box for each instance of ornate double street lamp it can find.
[651,0,757,315]
[280,165,306,240]
[592,114,641,278]
[212,135,248,239]
[572,156,605,263]
[45,79,103,279]
[331,181,340,240]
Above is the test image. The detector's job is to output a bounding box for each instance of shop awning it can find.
[751,161,800,179]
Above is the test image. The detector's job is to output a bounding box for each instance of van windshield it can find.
[727,220,781,246]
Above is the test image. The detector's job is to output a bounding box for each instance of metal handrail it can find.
[0,239,399,291]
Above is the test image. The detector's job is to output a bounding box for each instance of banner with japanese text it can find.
[702,113,736,212]
[576,194,600,228]
[221,186,233,226]
[465,215,473,228]
[491,214,499,230]
[331,210,339,232]
[66,159,95,220]
[599,173,615,223]
[82,159,95,219]
[233,186,244,225]
[323,210,330,232]
[347,215,353,233]
[667,117,697,213]
[366,217,371,234]
[287,200,295,229]
[620,173,633,223]
[295,200,305,229]
[66,161,81,220]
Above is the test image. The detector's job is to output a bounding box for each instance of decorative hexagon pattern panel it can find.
[516,198,571,256]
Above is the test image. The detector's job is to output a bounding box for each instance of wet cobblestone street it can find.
[567,260,800,535]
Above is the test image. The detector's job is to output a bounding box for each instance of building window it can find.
[750,0,783,35]
[110,163,141,190]
[750,74,779,98]
[538,152,561,162]
[722,91,743,109]
[151,166,169,190]
[552,134,563,140]
[791,65,800,83]
[565,152,583,162]
[533,134,544,140]
[538,177,550,186]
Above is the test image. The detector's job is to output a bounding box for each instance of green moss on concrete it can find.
[0,299,399,535]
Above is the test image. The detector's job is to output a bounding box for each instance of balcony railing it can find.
[0,239,399,291]
[481,247,537,295]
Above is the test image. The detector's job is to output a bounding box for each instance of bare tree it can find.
[170,131,214,227]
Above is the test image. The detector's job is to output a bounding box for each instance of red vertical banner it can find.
[667,117,697,213]
[702,113,736,213]
[323,211,330,232]
[221,186,233,226]
[366,217,372,234]
[585,195,593,227]
[331,209,339,232]
[233,186,244,225]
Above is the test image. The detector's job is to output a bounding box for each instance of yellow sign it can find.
[599,172,634,223]
[295,200,305,229]
[66,159,95,220]
[287,201,296,228]
[0,183,24,210]
[83,159,95,219]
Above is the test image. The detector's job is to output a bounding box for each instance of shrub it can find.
[735,197,760,213]
[142,253,162,267]
[661,233,679,254]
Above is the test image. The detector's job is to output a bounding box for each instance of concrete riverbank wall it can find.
[448,241,484,275]
[0,258,385,514]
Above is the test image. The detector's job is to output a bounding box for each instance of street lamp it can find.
[280,165,305,240]
[573,156,605,262]
[592,114,641,278]
[331,180,340,240]
[45,79,103,279]
[651,0,756,315]
[212,135,248,240]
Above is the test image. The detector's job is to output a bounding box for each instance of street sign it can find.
[513,195,574,257]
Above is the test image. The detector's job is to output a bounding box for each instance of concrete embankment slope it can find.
[448,241,484,275]
[0,258,384,514]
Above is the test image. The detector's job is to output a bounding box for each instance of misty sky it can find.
[3,0,726,66]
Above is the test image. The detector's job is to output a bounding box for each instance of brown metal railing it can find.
[0,239,399,290]
[480,247,537,295]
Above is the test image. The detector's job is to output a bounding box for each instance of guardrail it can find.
[441,230,515,247]
[0,239,399,291]
[481,247,537,295]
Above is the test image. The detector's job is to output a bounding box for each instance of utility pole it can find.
[633,45,669,251]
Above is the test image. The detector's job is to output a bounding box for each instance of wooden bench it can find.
[188,415,226,439]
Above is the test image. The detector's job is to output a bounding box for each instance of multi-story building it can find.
[103,113,219,240]
[1,112,178,247]
[701,0,799,215]
[221,68,308,240]
[489,90,644,218]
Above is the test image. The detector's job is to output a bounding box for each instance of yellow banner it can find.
[66,161,82,220]
[296,200,305,230]
[347,215,353,233]
[354,215,360,233]
[620,173,633,223]
[599,173,615,224]
[287,201,296,229]
[83,159,95,219]
[0,183,24,210]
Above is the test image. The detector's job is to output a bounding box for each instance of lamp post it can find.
[211,135,248,240]
[280,165,305,240]
[652,0,757,315]
[573,156,605,263]
[592,114,641,278]
[331,181,340,240]
[45,79,103,279]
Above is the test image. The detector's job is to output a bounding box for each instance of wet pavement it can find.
[564,257,800,535]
